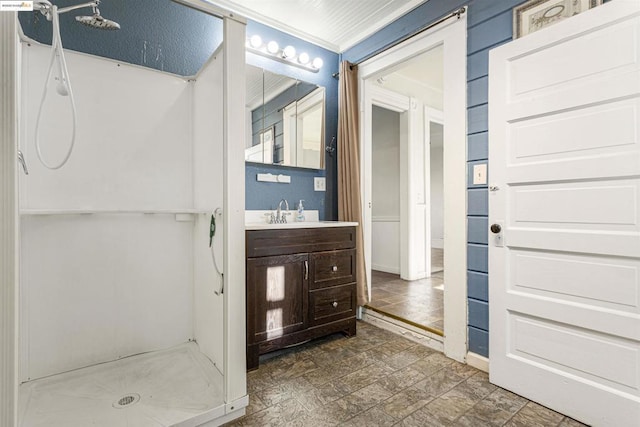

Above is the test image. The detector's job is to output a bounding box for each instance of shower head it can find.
[75,13,120,30]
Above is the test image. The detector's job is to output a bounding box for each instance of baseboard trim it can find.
[361,308,444,353]
[466,351,489,373]
[371,264,400,275]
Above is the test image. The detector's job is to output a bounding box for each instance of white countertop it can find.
[245,210,357,230]
[245,220,358,230]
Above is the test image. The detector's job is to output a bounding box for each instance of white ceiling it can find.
[205,0,429,52]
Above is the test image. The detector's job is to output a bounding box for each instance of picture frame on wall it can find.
[513,0,602,39]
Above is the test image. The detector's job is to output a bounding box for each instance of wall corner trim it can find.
[467,351,489,373]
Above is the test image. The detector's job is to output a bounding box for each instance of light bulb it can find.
[283,45,296,59]
[312,57,324,69]
[298,52,310,64]
[267,41,279,54]
[249,35,262,48]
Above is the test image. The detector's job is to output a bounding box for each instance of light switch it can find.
[473,164,487,185]
[314,177,326,191]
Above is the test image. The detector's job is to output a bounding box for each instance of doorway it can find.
[366,47,446,334]
[359,12,467,361]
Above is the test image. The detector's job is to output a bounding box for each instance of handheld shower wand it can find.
[32,0,120,170]
[34,3,77,170]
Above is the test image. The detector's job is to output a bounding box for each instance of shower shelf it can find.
[20,209,213,216]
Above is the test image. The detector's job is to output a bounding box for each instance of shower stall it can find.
[0,1,247,426]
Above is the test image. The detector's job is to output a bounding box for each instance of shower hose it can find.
[210,208,224,295]
[34,5,78,170]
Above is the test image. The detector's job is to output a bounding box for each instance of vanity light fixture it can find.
[266,40,280,54]
[246,35,323,73]
[283,45,296,59]
[249,35,262,49]
[298,52,310,65]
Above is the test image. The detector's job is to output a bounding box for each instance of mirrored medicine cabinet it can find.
[245,64,325,169]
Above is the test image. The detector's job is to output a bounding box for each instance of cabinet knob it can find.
[332,301,338,308]
[331,265,338,272]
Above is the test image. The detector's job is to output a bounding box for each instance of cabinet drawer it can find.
[309,284,355,326]
[247,227,356,257]
[310,249,355,290]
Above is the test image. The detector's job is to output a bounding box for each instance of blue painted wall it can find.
[19,1,340,221]
[19,0,223,76]
[245,21,339,220]
[342,0,533,358]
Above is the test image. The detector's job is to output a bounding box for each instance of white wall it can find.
[372,106,400,273]
[19,44,212,381]
[430,123,444,248]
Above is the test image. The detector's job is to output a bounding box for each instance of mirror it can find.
[245,65,325,169]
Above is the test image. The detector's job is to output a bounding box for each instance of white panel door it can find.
[489,1,640,425]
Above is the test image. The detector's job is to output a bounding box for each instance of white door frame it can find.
[365,84,411,282]
[424,106,444,273]
[359,11,467,361]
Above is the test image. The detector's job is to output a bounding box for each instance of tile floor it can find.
[431,248,444,273]
[225,321,585,427]
[369,249,445,331]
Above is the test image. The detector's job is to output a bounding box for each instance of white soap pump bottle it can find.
[296,200,305,222]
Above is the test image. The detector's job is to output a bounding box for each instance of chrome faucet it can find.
[276,199,289,223]
[18,150,29,175]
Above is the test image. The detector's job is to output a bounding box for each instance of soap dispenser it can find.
[296,200,305,222]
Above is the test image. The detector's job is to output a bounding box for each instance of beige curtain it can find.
[337,61,368,307]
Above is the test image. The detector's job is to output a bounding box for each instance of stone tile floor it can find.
[225,321,586,426]
[369,265,445,332]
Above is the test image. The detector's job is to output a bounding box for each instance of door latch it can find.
[490,221,504,247]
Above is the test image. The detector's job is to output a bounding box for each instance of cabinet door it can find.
[246,254,308,344]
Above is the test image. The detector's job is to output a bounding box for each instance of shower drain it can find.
[113,393,141,409]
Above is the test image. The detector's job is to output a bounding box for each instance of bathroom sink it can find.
[245,210,357,230]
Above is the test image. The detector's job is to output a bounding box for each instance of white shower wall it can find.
[192,49,225,370]
[19,45,194,211]
[19,43,223,382]
[20,215,195,380]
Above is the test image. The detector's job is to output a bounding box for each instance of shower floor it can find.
[19,342,225,427]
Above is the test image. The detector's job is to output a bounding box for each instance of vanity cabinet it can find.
[246,226,357,370]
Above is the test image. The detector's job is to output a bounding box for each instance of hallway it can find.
[225,321,585,426]
[368,248,445,332]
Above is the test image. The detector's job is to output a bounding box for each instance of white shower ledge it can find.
[20,208,213,215]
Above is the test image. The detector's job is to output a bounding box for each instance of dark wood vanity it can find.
[245,225,357,370]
